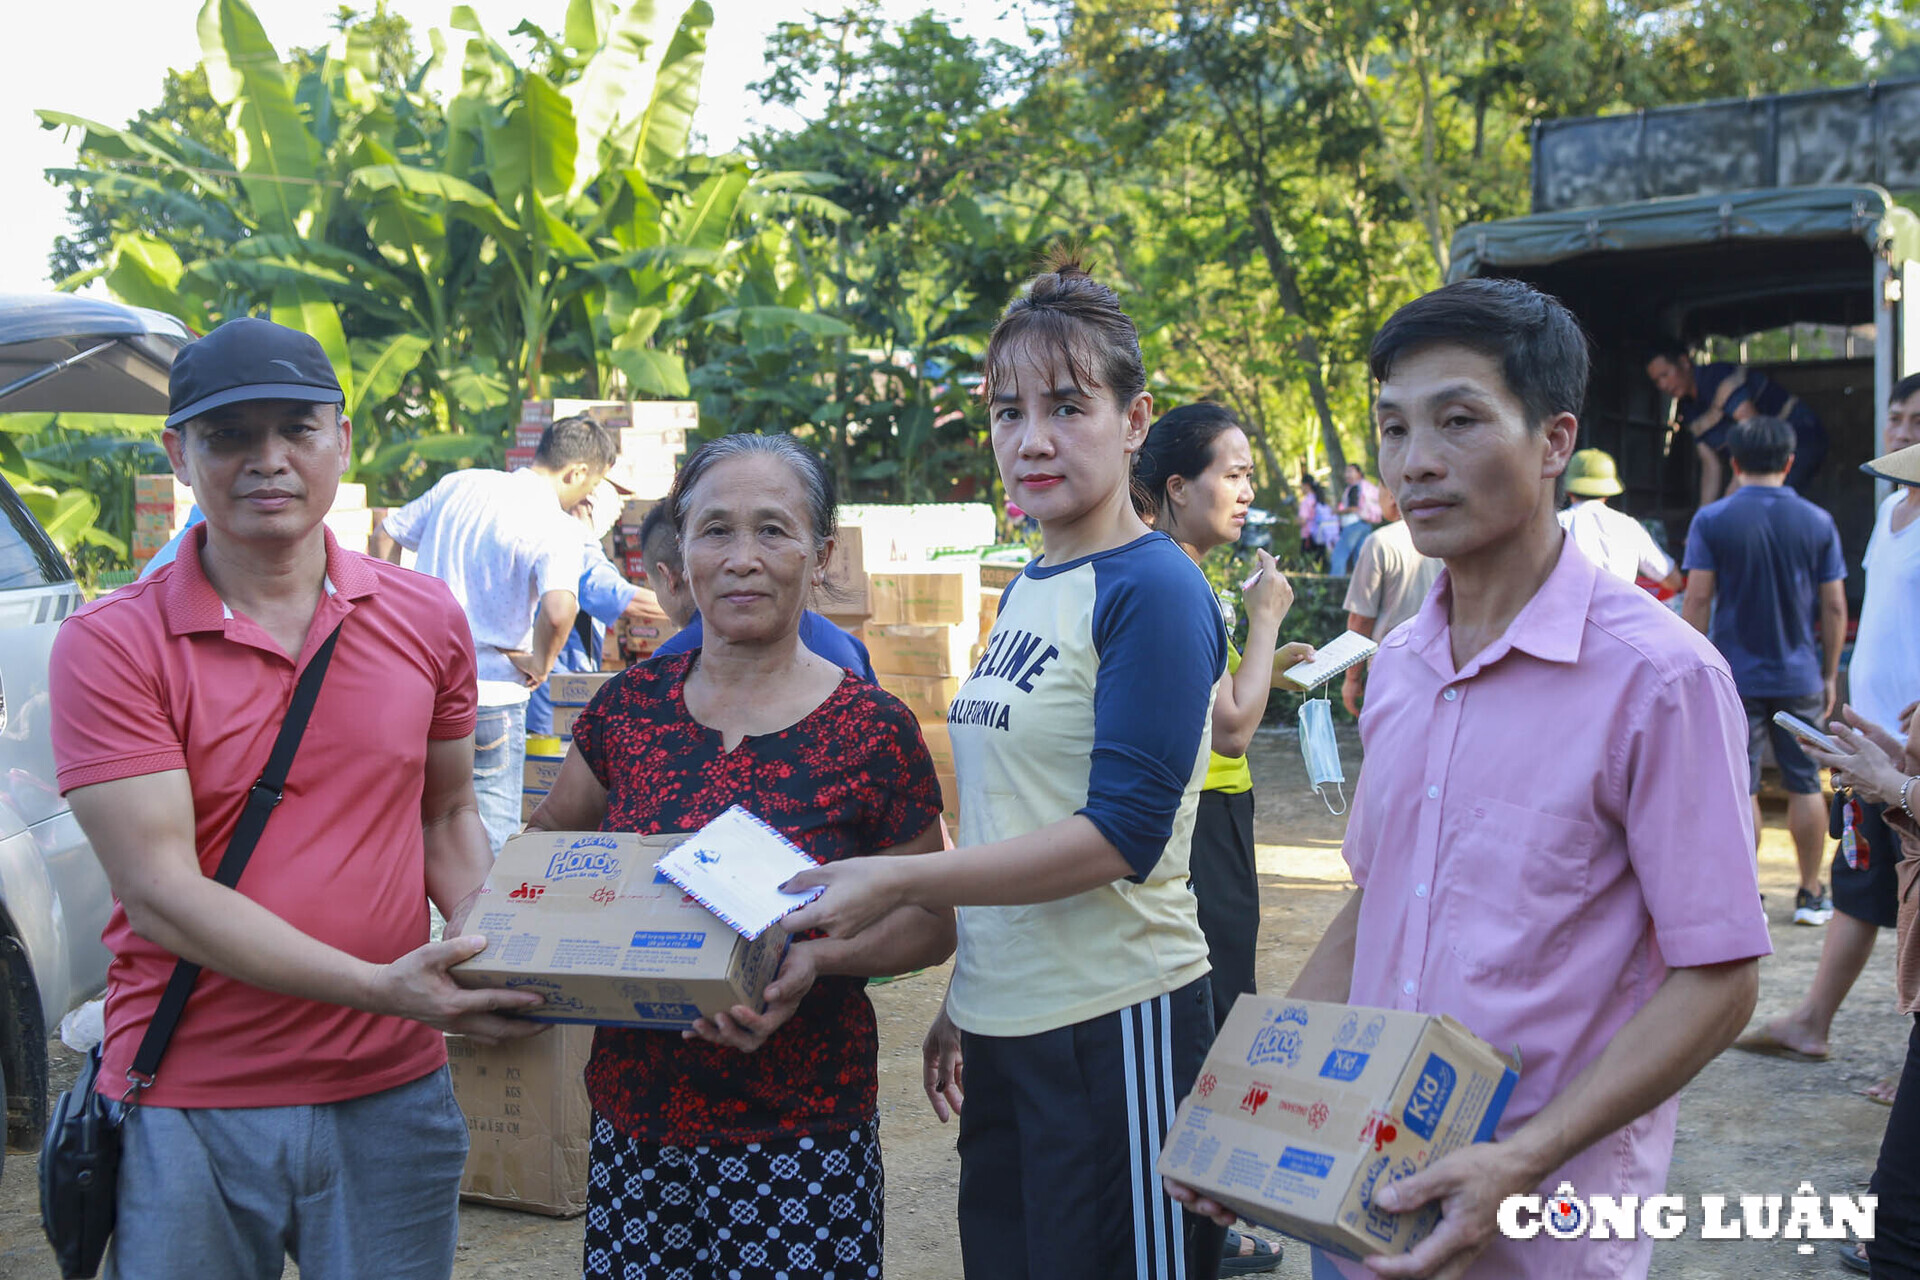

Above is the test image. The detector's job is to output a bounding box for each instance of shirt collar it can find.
[165,522,379,635]
[1400,533,1596,679]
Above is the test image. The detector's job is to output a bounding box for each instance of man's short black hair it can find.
[536,414,620,474]
[1644,336,1693,367]
[1369,278,1589,431]
[1892,372,1920,406]
[1728,415,1796,475]
[638,500,680,573]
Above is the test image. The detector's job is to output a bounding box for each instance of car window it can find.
[0,478,74,589]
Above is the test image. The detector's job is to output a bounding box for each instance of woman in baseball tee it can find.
[784,251,1229,1280]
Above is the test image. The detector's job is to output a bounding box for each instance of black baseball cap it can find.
[165,317,345,427]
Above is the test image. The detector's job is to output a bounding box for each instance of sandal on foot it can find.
[1839,1241,1869,1273]
[1862,1075,1899,1107]
[1220,1227,1283,1275]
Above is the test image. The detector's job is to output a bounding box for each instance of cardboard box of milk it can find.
[451,831,788,1030]
[1156,997,1518,1262]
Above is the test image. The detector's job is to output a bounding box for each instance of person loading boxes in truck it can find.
[1645,336,1829,509]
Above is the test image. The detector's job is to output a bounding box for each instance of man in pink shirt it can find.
[1171,280,1769,1279]
[50,318,543,1279]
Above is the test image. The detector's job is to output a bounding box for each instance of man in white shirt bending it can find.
[1557,448,1683,592]
[382,416,615,853]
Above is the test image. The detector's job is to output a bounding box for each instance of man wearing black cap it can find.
[48,317,544,1279]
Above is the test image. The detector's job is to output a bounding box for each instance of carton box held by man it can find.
[1156,997,1518,1263]
[451,831,788,1031]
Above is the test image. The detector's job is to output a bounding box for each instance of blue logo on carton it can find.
[1278,1146,1334,1179]
[1402,1052,1457,1140]
[631,931,706,949]
[631,1001,703,1025]
[1247,1004,1310,1069]
[1359,1156,1419,1242]
[547,835,622,881]
[1319,1049,1370,1082]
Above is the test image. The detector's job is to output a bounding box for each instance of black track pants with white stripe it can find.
[956,976,1226,1280]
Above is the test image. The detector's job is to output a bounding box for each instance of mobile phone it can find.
[1773,710,1839,753]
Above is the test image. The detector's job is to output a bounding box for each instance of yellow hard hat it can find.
[1565,448,1623,498]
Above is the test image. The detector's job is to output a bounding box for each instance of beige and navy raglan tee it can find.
[945,531,1228,1037]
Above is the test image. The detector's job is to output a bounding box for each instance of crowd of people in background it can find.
[38,259,1920,1280]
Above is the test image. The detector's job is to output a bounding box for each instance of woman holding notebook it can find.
[1132,405,1314,1013]
[782,250,1233,1280]
[529,433,953,1280]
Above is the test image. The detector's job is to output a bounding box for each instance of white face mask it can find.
[1298,696,1348,815]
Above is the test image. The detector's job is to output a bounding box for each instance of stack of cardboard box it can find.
[864,561,983,830]
[602,497,667,667]
[133,475,371,571]
[521,671,616,820]
[132,474,194,568]
[510,399,692,499]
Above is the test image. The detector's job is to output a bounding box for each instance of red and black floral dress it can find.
[569,652,944,1149]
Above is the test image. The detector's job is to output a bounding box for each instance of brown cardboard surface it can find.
[452,831,788,1029]
[447,1025,593,1216]
[553,705,584,739]
[867,624,977,678]
[550,672,617,705]
[868,565,977,627]
[979,562,1024,590]
[1156,997,1517,1263]
[133,474,192,505]
[524,755,564,791]
[824,525,869,615]
[878,673,961,721]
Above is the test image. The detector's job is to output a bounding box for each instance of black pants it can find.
[1872,1015,1920,1278]
[1191,789,1259,1026]
[956,977,1227,1280]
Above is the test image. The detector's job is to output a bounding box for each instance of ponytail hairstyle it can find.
[1132,402,1245,520]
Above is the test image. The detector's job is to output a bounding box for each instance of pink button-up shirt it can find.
[1327,536,1772,1280]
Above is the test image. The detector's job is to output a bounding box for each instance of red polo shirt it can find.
[50,525,477,1108]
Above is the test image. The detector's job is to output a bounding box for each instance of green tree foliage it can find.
[678,5,1061,501]
[38,0,830,508]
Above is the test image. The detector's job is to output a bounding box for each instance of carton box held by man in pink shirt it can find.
[1157,996,1518,1262]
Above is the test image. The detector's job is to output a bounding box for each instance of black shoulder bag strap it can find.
[124,620,345,1092]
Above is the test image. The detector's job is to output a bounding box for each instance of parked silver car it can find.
[0,293,190,1167]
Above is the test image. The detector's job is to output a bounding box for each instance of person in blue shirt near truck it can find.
[1646,337,1827,508]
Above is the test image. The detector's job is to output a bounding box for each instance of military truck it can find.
[1448,77,1920,600]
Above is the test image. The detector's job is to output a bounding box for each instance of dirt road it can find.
[1,727,1904,1278]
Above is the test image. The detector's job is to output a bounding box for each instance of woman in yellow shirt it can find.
[1135,403,1308,1027]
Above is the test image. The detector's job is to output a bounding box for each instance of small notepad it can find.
[654,806,824,939]
[1282,630,1380,689]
